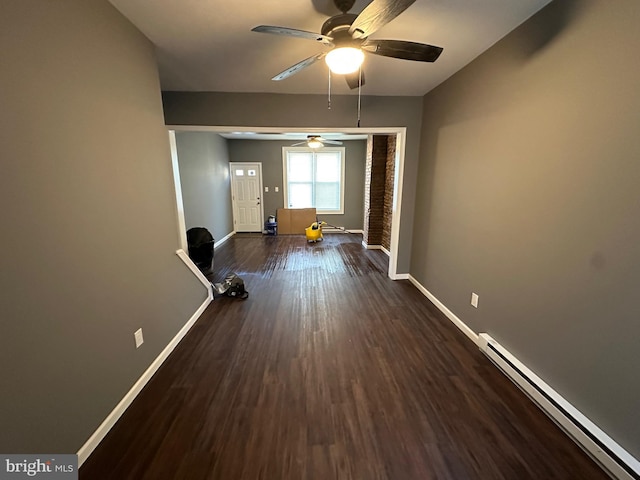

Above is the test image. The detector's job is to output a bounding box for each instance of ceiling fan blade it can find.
[290,141,308,147]
[362,39,443,62]
[345,69,366,90]
[272,53,326,81]
[349,0,416,39]
[251,25,333,45]
[321,139,343,145]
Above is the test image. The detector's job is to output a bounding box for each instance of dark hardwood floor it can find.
[80,233,608,479]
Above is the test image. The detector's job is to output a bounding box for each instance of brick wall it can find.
[363,135,395,247]
[363,135,373,241]
[382,135,396,250]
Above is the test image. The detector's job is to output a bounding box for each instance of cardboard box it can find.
[276,208,316,234]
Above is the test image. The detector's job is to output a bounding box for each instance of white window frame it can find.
[282,146,346,215]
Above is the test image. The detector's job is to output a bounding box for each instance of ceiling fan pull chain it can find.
[327,68,332,110]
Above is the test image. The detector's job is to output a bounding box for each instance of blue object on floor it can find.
[265,221,277,236]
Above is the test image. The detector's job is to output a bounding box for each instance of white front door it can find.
[230,162,263,232]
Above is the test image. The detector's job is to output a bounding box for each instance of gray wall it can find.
[228,139,367,230]
[0,0,206,453]
[175,132,233,243]
[162,92,423,272]
[412,0,640,457]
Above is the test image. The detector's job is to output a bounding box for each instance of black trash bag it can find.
[213,272,248,300]
[186,227,214,271]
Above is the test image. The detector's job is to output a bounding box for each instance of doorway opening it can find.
[168,126,407,280]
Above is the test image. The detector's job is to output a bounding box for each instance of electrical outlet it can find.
[275,186,279,192]
[134,328,144,348]
[265,186,269,192]
[471,293,479,308]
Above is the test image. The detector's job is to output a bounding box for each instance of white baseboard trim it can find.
[479,333,640,480]
[76,250,214,465]
[391,273,410,280]
[77,293,212,466]
[407,275,639,480]
[214,230,235,249]
[360,241,391,257]
[176,249,213,300]
[408,275,479,344]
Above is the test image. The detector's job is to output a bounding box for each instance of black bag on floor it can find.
[186,227,214,271]
[213,272,248,300]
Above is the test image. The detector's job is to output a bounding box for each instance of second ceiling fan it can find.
[252,0,443,89]
[291,135,343,148]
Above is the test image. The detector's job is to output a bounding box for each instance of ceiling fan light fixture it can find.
[325,47,364,74]
[307,138,324,148]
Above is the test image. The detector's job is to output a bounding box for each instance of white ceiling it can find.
[109,0,552,97]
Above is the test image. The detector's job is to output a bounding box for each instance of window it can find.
[283,147,345,214]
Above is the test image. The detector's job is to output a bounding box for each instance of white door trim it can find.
[168,130,188,253]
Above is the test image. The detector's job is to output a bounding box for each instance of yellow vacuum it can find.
[305,221,326,242]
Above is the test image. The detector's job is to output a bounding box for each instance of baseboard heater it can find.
[478,333,640,480]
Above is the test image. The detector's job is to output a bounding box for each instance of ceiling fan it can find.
[291,135,344,148]
[251,0,443,89]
